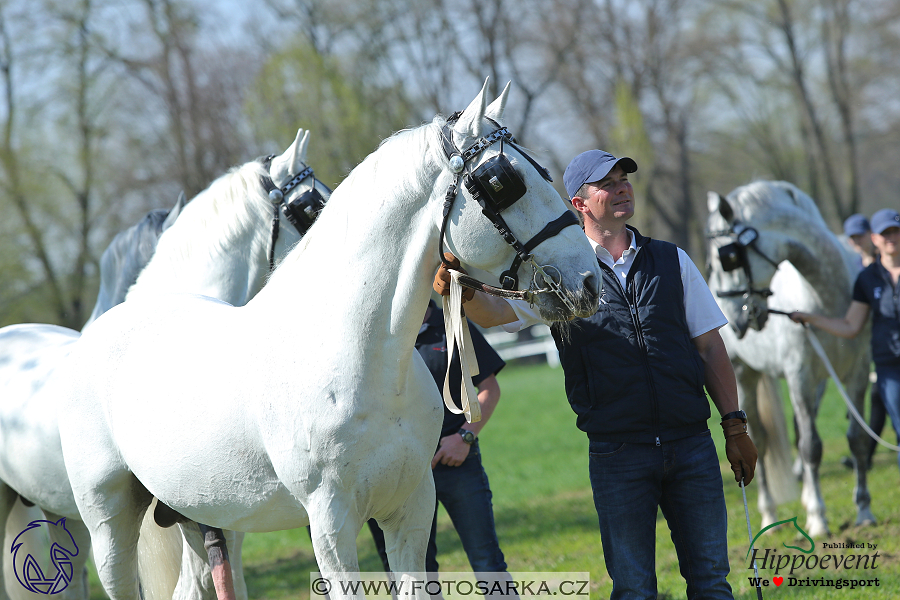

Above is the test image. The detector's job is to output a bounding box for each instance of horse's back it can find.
[0,324,80,515]
[55,294,297,529]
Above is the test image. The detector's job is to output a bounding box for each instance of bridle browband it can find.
[258,154,329,271]
[437,112,579,302]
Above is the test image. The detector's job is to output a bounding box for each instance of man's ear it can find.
[570,195,588,214]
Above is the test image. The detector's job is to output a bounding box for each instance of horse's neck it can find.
[128,193,272,305]
[254,164,442,381]
[773,219,853,312]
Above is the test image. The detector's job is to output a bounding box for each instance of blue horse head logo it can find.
[11,518,79,594]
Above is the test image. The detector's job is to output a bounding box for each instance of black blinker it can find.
[718,243,743,272]
[285,188,327,234]
[464,153,526,213]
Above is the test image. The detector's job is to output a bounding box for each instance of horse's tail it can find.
[758,374,799,504]
[137,498,183,600]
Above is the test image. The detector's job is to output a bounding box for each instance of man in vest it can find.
[435,150,757,600]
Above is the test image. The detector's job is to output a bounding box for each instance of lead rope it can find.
[768,309,900,452]
[441,270,482,423]
[802,324,900,452]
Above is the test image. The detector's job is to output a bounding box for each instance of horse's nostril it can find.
[582,272,600,299]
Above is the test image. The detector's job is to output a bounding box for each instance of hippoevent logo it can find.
[746,517,880,591]
[10,518,80,594]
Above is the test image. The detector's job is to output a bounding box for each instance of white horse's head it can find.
[706,183,809,337]
[263,127,333,255]
[439,80,600,321]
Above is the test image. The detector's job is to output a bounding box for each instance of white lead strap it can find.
[441,269,482,423]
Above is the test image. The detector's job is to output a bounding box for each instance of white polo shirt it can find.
[502,229,727,337]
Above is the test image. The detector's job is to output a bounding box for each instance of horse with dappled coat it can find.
[51,80,600,600]
[0,129,328,600]
[0,196,183,600]
[706,180,873,537]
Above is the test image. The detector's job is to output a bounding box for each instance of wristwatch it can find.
[459,428,477,445]
[721,410,747,422]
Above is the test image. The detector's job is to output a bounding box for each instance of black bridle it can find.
[708,223,781,324]
[438,112,579,294]
[258,155,330,271]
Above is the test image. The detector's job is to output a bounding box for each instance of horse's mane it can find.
[727,180,828,230]
[268,118,443,279]
[101,209,169,279]
[348,117,441,200]
[148,161,274,269]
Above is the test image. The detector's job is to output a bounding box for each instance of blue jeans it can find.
[429,441,508,575]
[589,431,733,600]
[367,442,510,587]
[874,363,900,471]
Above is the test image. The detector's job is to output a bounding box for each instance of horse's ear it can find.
[271,128,310,181]
[162,191,186,231]
[485,81,511,123]
[454,78,490,140]
[708,191,734,222]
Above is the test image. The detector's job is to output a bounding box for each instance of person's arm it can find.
[790,301,870,338]
[433,254,519,328]
[461,294,517,328]
[692,327,758,485]
[692,328,738,417]
[432,374,500,468]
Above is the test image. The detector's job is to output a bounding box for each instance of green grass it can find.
[85,363,900,599]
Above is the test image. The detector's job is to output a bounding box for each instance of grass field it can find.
[87,362,900,599]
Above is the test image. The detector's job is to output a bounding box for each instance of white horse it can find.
[0,197,183,600]
[706,180,873,537]
[0,128,327,600]
[51,80,600,600]
[84,193,187,329]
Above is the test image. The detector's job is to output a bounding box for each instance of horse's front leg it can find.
[73,471,154,600]
[733,363,779,527]
[788,375,829,537]
[40,511,92,600]
[307,491,366,600]
[380,470,436,600]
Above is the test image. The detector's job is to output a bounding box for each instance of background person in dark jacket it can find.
[436,150,757,600]
[792,208,900,473]
[367,299,515,598]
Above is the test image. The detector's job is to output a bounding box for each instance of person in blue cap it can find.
[838,212,885,470]
[435,149,757,600]
[792,208,900,472]
[843,213,876,270]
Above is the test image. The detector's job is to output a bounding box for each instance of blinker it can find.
[465,153,526,213]
[284,188,327,234]
[718,243,743,272]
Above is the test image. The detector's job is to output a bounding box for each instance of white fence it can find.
[480,323,559,367]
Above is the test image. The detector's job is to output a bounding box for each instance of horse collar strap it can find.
[438,116,576,294]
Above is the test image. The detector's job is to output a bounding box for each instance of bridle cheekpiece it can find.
[437,112,579,306]
[258,154,330,271]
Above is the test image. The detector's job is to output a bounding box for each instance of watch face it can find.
[736,227,758,246]
[460,429,475,443]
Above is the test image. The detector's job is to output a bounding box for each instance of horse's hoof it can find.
[856,512,877,527]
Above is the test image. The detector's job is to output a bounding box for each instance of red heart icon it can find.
[773,577,783,586]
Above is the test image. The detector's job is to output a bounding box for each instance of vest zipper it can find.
[600,259,662,445]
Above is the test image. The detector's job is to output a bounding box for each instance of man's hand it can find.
[433,253,475,302]
[432,432,471,468]
[722,418,758,485]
